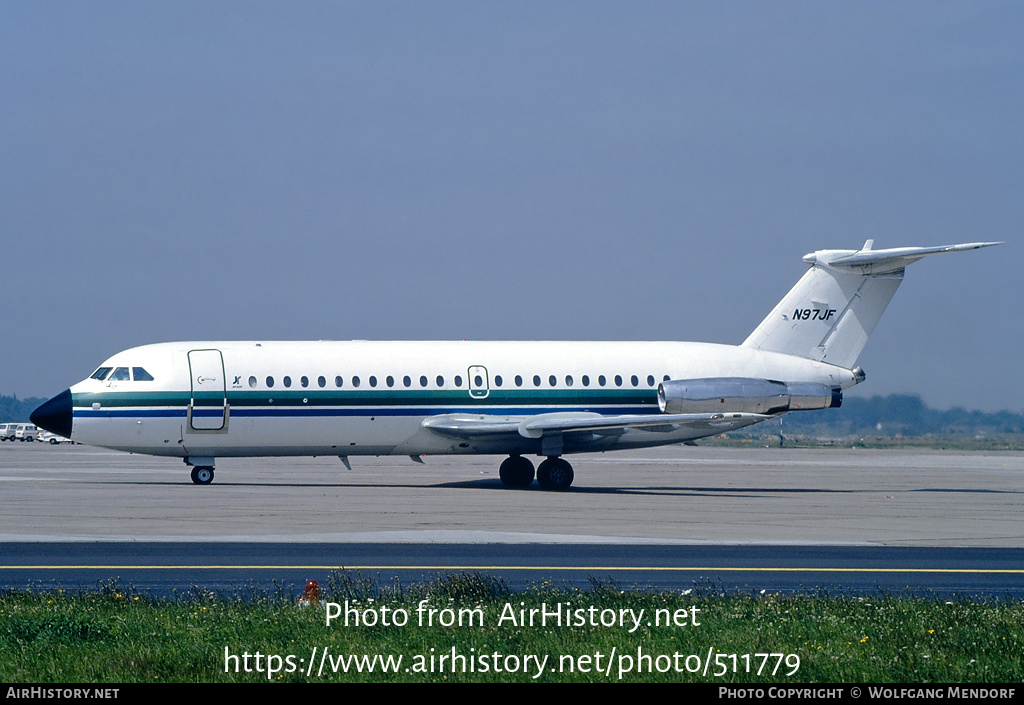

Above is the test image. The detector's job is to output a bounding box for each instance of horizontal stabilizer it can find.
[818,241,1003,275]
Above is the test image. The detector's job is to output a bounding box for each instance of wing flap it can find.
[518,411,768,436]
[422,411,768,440]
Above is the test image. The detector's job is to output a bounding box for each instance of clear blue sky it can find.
[2,2,1020,412]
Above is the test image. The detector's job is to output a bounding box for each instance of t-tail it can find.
[741,240,1002,369]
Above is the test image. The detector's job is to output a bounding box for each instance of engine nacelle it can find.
[657,378,841,415]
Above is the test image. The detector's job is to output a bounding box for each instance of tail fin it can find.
[741,241,1001,369]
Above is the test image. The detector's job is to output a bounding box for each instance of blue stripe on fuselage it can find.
[74,405,655,419]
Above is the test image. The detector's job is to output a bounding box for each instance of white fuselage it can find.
[68,340,856,459]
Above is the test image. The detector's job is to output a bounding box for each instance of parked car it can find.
[14,424,38,442]
[0,423,17,441]
[38,431,74,445]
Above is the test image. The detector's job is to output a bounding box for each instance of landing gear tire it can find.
[536,457,574,491]
[499,455,535,488]
[191,466,215,485]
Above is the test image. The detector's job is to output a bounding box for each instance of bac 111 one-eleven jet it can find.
[32,240,1000,490]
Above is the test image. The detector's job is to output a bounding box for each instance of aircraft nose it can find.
[31,389,73,439]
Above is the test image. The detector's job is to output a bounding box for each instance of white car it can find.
[38,431,74,445]
[0,423,17,441]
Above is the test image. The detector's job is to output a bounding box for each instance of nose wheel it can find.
[190,466,215,485]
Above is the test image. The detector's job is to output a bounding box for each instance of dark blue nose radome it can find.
[31,389,73,439]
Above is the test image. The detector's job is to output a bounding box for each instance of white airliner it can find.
[31,241,999,490]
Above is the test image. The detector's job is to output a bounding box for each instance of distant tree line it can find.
[776,394,1024,436]
[0,396,46,423]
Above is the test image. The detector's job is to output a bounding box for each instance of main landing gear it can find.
[190,466,215,485]
[498,455,574,491]
[499,455,535,488]
[537,457,574,491]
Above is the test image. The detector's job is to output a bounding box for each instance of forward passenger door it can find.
[188,349,227,431]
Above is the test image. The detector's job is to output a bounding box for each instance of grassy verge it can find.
[1,573,1021,683]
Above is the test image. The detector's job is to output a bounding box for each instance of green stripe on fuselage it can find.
[72,388,658,409]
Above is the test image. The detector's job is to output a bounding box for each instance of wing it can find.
[421,410,768,441]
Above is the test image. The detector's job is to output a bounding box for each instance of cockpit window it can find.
[90,367,113,381]
[132,367,154,381]
[109,367,131,381]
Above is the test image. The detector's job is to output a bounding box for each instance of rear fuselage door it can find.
[188,349,227,431]
[468,365,489,399]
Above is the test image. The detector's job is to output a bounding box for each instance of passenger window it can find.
[598,375,606,387]
[454,375,463,387]
[647,375,655,386]
[548,375,556,387]
[283,376,292,388]
[494,375,502,387]
[582,375,590,387]
[515,375,523,387]
[109,367,130,381]
[631,375,639,387]
[403,376,411,387]
[352,376,361,388]
[369,376,377,388]
[301,376,309,388]
[132,367,154,381]
[248,376,257,388]
[90,367,113,381]
[335,376,343,388]
[318,376,326,388]
[420,376,428,387]
[436,375,444,387]
[614,375,622,387]
[386,376,394,388]
[266,376,275,388]
[533,375,541,387]
[664,375,671,382]
[565,375,573,387]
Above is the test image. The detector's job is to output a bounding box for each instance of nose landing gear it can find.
[190,466,215,485]
[186,457,216,485]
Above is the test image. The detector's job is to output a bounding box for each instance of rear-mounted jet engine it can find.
[657,377,842,415]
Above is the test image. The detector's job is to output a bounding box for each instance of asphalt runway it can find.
[2,542,1022,598]
[1,442,1022,596]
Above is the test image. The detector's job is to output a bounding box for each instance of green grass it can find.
[1,574,1021,682]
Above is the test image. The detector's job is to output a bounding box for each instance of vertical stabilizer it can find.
[741,241,1001,369]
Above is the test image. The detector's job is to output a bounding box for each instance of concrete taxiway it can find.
[1,442,1021,546]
